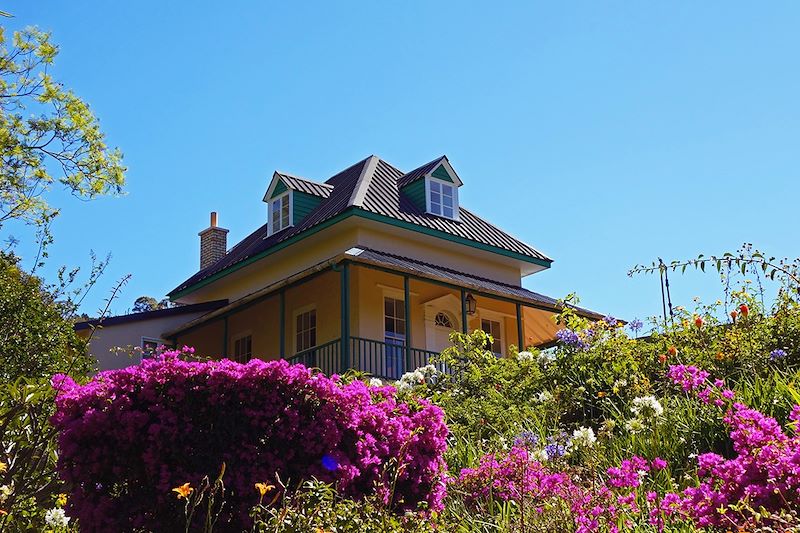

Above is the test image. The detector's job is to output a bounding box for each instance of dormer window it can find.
[269,192,291,235]
[427,178,458,219]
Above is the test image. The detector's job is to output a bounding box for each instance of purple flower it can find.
[627,318,644,333]
[555,329,590,351]
[51,348,449,530]
[769,349,787,361]
[603,315,618,327]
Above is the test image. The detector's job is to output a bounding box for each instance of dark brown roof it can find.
[169,155,552,298]
[274,172,333,198]
[74,300,228,331]
[395,156,446,188]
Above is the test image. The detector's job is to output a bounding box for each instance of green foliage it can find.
[0,26,125,232]
[0,378,71,530]
[250,479,435,533]
[0,252,92,381]
[424,330,548,449]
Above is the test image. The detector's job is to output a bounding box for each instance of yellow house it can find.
[82,155,603,376]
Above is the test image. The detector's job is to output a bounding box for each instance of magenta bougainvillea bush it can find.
[51,348,447,532]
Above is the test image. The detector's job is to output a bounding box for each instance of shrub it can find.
[0,253,92,381]
[51,349,447,532]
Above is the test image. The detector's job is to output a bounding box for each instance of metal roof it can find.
[349,248,602,318]
[169,155,552,297]
[274,172,333,198]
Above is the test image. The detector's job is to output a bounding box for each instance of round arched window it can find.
[434,311,454,328]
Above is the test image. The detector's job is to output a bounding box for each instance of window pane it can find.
[442,184,453,198]
[443,206,454,218]
[431,191,441,205]
[385,298,393,316]
[430,181,440,193]
[385,317,394,333]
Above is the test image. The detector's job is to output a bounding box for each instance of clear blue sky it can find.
[4,1,798,324]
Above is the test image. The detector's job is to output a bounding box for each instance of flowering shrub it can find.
[664,365,800,529]
[453,446,676,532]
[51,349,447,531]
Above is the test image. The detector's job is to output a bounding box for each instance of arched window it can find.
[434,311,454,328]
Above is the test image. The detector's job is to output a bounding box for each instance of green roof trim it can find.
[269,179,288,199]
[431,164,454,183]
[170,208,552,300]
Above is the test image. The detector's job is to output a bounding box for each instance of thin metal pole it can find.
[516,302,523,350]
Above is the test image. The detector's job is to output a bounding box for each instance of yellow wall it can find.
[177,319,224,356]
[178,220,361,304]
[282,269,342,355]
[351,265,524,355]
[226,295,280,360]
[178,216,530,306]
[173,267,557,364]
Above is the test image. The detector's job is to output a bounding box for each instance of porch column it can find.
[516,302,524,350]
[222,316,229,358]
[279,289,285,357]
[460,289,468,333]
[404,275,411,372]
[340,262,351,371]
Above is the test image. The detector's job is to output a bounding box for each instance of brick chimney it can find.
[198,212,229,269]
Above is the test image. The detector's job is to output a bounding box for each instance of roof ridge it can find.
[324,155,374,185]
[348,155,380,207]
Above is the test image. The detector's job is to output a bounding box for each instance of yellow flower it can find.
[254,482,274,496]
[172,482,193,500]
[56,493,67,507]
[0,462,6,474]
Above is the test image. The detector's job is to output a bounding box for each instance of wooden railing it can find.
[285,337,443,380]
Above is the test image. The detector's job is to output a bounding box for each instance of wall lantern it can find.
[465,293,477,315]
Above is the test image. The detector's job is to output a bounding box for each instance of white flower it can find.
[421,364,437,376]
[368,377,383,387]
[517,351,535,362]
[45,508,70,528]
[625,418,645,433]
[533,449,549,462]
[630,396,664,419]
[571,426,597,448]
[536,391,553,403]
[0,484,12,503]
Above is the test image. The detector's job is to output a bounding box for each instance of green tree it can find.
[0,26,125,233]
[0,252,92,381]
[132,295,159,313]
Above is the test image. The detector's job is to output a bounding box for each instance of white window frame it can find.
[232,331,253,363]
[293,305,317,354]
[425,177,459,220]
[381,288,407,345]
[139,337,170,362]
[268,191,293,236]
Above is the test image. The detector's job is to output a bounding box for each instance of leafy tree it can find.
[132,296,176,313]
[0,26,125,233]
[132,295,158,313]
[0,252,92,381]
